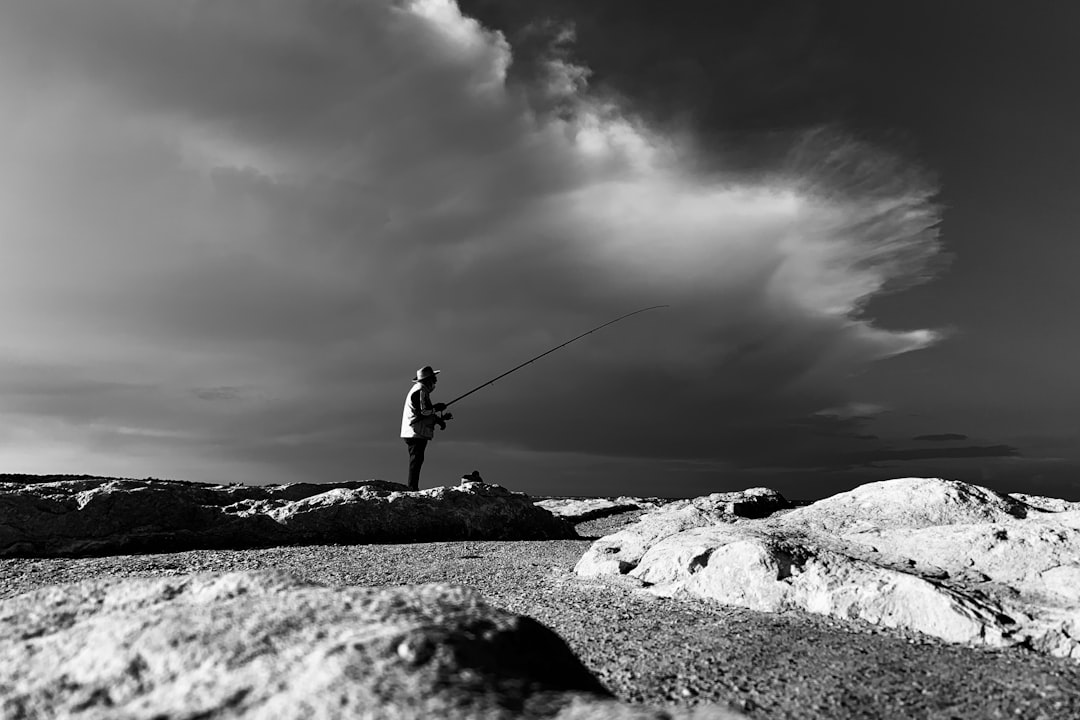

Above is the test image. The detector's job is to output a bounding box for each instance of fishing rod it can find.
[444,305,668,408]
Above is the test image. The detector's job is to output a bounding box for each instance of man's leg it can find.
[405,438,428,491]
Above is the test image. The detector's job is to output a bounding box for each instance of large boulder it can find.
[577,479,1080,660]
[843,512,1080,600]
[628,525,1035,649]
[0,477,576,557]
[779,477,1033,534]
[574,488,791,577]
[0,572,747,719]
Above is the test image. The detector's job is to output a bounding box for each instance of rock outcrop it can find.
[0,571,746,720]
[534,497,667,524]
[779,476,1033,534]
[0,477,576,557]
[574,488,791,576]
[576,478,1080,660]
[1009,492,1080,513]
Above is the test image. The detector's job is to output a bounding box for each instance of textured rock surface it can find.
[1009,493,1080,513]
[0,571,745,720]
[5,541,1080,720]
[780,477,1033,534]
[631,525,1019,648]
[534,497,668,523]
[844,512,1080,599]
[0,478,575,557]
[574,488,791,577]
[577,478,1080,660]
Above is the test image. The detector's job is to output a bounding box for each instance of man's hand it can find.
[436,418,447,431]
[433,402,447,412]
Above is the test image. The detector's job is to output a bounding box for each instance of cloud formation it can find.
[0,0,944,491]
[913,433,969,442]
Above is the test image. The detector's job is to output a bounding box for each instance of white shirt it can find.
[400,382,436,439]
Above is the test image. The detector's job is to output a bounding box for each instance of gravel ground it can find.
[3,515,1079,719]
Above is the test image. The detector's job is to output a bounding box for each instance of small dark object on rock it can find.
[461,470,484,484]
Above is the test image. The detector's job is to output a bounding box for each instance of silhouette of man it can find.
[400,365,452,491]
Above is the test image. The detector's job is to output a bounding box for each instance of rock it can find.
[631,525,1016,647]
[0,572,747,720]
[577,478,1080,660]
[0,477,576,557]
[574,488,790,577]
[534,497,663,524]
[780,477,1032,534]
[843,516,1080,601]
[270,482,575,545]
[1009,493,1080,513]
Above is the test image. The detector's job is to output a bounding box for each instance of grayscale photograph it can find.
[1,1,1078,718]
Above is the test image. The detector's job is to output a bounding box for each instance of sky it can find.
[1,0,1077,500]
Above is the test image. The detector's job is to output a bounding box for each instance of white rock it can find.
[0,478,576,557]
[573,488,789,577]
[844,517,1080,601]
[0,571,749,720]
[632,525,1013,646]
[1009,493,1080,513]
[780,477,1031,534]
[534,497,651,523]
[577,478,1080,660]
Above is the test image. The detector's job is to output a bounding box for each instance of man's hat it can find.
[412,365,441,383]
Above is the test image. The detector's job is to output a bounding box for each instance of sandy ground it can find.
[2,514,1079,719]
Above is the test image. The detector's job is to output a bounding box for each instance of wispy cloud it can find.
[0,0,945,488]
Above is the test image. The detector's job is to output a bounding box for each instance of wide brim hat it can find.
[411,365,441,382]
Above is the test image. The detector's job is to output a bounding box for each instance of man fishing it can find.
[397,306,666,491]
[400,365,453,491]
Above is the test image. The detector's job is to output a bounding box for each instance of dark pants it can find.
[404,437,428,491]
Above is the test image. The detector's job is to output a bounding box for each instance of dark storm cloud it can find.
[718,442,1023,474]
[913,433,969,442]
[191,387,246,402]
[0,0,945,485]
[833,444,1021,468]
[459,0,844,136]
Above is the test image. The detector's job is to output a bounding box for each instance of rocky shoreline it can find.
[575,479,1080,660]
[3,476,1080,718]
[0,476,575,557]
[4,536,1079,719]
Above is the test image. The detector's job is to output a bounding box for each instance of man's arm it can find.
[412,388,447,429]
